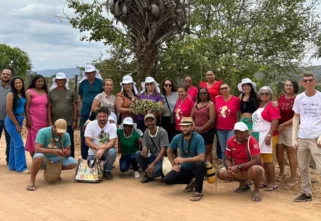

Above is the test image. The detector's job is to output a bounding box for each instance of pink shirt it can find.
[174,97,194,130]
[187,86,198,102]
[215,95,240,130]
[261,102,281,122]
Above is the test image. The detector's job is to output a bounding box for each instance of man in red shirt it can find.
[184,76,198,102]
[217,122,264,202]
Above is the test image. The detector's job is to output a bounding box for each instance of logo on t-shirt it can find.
[254,143,259,149]
[219,106,231,118]
[99,131,110,144]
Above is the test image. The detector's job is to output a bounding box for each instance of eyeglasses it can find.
[145,83,154,86]
[199,92,207,95]
[164,84,172,87]
[220,87,228,91]
[303,79,314,83]
[259,92,270,96]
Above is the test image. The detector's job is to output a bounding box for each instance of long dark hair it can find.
[161,78,177,95]
[10,76,26,112]
[286,80,299,94]
[244,84,260,110]
[27,75,48,93]
[197,87,210,103]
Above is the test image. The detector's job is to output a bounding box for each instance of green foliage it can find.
[0,44,32,76]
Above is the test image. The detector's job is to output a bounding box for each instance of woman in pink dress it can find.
[25,75,49,157]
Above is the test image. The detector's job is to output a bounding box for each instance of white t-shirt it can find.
[84,120,117,155]
[293,91,321,139]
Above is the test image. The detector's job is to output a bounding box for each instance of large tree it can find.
[0,44,32,76]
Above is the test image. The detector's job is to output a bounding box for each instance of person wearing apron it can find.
[252,86,280,191]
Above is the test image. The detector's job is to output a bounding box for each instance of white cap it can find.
[85,64,96,73]
[233,122,248,132]
[122,117,135,125]
[55,72,67,79]
[237,78,256,92]
[145,76,156,83]
[120,75,134,85]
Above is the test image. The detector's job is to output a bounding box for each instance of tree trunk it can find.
[136,44,159,85]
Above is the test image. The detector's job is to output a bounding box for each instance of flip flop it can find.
[264,185,278,191]
[259,184,268,188]
[285,181,298,188]
[252,192,262,202]
[26,184,36,191]
[19,169,30,174]
[190,192,203,202]
[276,174,285,182]
[234,184,251,193]
[184,179,196,192]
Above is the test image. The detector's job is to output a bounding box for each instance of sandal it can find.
[234,184,250,193]
[276,174,285,182]
[285,181,298,188]
[259,184,268,188]
[26,184,36,191]
[19,169,30,174]
[252,192,262,202]
[184,179,196,192]
[190,192,203,202]
[265,185,278,191]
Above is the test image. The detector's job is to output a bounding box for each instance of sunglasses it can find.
[123,124,133,128]
[259,92,270,96]
[199,92,207,95]
[220,87,228,91]
[164,84,172,87]
[303,79,314,83]
[145,83,154,86]
[122,83,131,86]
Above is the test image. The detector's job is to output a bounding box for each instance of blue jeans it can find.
[80,113,96,159]
[33,153,77,169]
[4,115,27,172]
[0,120,11,164]
[135,150,163,178]
[87,148,117,172]
[216,129,235,162]
[67,125,75,158]
[120,154,138,172]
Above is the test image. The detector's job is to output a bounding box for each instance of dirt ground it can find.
[0,129,321,221]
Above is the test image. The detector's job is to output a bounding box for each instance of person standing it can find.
[48,72,78,158]
[292,72,321,202]
[184,76,198,102]
[0,68,12,165]
[5,77,29,173]
[163,117,206,202]
[85,107,117,180]
[25,75,49,157]
[161,78,178,142]
[79,65,103,159]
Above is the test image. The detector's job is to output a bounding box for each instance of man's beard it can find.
[98,120,107,125]
[182,130,192,136]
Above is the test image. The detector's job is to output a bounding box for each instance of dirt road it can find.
[0,130,320,221]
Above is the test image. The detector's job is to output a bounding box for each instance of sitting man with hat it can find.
[163,117,206,202]
[217,122,264,202]
[118,117,143,178]
[26,119,77,191]
[135,113,169,183]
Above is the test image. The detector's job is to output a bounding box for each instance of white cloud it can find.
[0,0,106,71]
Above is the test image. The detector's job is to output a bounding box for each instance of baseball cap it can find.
[55,119,67,133]
[233,122,248,132]
[144,113,156,121]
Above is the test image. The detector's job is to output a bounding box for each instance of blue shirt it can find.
[14,97,26,114]
[169,132,205,168]
[35,127,71,158]
[78,78,103,116]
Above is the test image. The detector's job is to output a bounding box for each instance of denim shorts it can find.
[33,153,77,169]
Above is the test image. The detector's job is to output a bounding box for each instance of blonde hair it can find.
[104,78,114,85]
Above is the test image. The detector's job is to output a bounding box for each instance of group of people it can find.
[0,66,320,202]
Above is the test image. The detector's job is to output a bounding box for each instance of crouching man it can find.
[26,119,77,191]
[85,107,117,180]
[163,117,206,202]
[217,122,264,202]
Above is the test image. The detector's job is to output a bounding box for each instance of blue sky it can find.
[0,0,320,71]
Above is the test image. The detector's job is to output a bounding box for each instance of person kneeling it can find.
[85,107,117,180]
[163,117,206,202]
[217,122,264,202]
[26,119,77,191]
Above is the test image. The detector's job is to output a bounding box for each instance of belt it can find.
[14,113,24,116]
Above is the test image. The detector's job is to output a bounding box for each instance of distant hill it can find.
[36,68,80,79]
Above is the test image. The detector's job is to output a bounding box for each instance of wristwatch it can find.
[238,164,243,170]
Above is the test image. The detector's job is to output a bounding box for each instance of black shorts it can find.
[201,128,215,145]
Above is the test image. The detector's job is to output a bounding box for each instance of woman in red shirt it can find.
[191,87,216,163]
[276,80,299,187]
[173,86,194,131]
[215,83,240,162]
[252,86,280,191]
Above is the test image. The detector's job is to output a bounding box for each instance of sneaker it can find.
[134,171,140,178]
[140,175,154,183]
[294,193,312,202]
[103,172,113,180]
[123,170,130,175]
